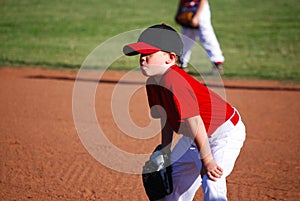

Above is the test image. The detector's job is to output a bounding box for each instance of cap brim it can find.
[123,42,161,56]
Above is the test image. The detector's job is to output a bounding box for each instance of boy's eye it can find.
[141,53,151,57]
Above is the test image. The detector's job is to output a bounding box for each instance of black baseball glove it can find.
[142,145,173,201]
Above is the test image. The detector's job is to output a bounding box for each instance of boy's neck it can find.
[152,64,174,83]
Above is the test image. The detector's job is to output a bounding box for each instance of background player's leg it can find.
[198,2,224,65]
[181,28,197,69]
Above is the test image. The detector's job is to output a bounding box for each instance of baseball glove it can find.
[142,145,173,201]
[175,11,196,28]
[175,1,199,28]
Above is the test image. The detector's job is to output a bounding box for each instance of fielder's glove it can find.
[175,2,199,28]
[142,145,173,201]
[175,11,195,28]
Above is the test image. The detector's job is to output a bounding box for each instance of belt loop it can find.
[230,110,239,126]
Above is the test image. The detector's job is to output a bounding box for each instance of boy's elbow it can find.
[150,109,161,118]
[150,105,165,119]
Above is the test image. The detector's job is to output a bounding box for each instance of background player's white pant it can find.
[181,1,224,67]
[157,112,246,201]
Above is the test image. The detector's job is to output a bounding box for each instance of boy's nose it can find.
[140,55,146,63]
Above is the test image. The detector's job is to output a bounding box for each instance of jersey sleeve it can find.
[168,75,200,120]
[172,83,199,120]
[146,80,162,119]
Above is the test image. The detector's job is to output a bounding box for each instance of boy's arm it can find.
[185,115,223,181]
[191,0,207,27]
[161,120,173,154]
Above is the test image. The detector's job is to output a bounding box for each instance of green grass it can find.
[210,0,300,81]
[0,0,299,81]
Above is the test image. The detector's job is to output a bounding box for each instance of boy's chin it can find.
[140,68,154,77]
[140,69,149,77]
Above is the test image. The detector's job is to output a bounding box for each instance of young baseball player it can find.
[123,24,246,201]
[177,0,225,74]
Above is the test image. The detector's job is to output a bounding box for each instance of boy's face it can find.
[139,51,172,77]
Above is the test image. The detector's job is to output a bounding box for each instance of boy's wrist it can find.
[160,144,171,154]
[201,154,214,166]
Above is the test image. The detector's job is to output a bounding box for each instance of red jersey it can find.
[180,0,200,4]
[146,65,234,136]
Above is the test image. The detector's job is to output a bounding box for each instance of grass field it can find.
[0,0,299,81]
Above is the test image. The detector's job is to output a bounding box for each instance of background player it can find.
[177,0,225,74]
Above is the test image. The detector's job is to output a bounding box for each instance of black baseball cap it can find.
[123,24,183,57]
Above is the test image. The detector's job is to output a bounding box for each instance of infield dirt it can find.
[0,67,299,201]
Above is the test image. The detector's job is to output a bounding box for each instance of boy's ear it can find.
[166,52,177,64]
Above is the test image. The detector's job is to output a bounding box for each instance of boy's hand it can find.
[185,115,223,181]
[191,16,199,28]
[202,155,223,181]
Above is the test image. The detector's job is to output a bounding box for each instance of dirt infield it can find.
[0,67,299,201]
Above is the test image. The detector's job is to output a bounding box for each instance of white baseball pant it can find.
[157,111,246,201]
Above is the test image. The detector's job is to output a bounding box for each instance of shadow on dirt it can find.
[26,75,300,92]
